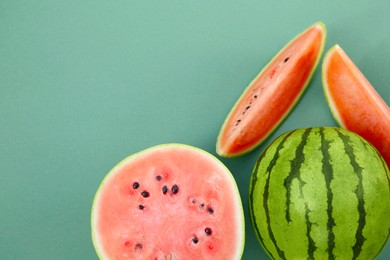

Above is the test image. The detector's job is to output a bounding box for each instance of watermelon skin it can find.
[322,44,390,167]
[249,127,390,260]
[216,22,326,158]
[91,144,245,260]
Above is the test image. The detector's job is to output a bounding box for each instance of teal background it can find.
[1,1,389,259]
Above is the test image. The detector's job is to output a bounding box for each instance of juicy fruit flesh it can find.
[91,145,244,259]
[323,45,390,166]
[249,127,390,259]
[217,22,326,157]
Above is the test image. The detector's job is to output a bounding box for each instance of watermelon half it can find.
[91,144,245,259]
[216,22,327,158]
[322,44,390,167]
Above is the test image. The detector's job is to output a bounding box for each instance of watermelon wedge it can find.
[91,144,245,259]
[216,22,327,157]
[322,45,390,167]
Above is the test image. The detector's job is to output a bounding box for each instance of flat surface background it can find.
[1,1,389,259]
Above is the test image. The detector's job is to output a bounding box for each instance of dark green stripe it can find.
[352,131,390,260]
[320,127,335,260]
[283,128,316,259]
[336,129,366,259]
[249,138,273,256]
[250,131,296,260]
[305,202,316,259]
[354,134,389,186]
[284,128,311,222]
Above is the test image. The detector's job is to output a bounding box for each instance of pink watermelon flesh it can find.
[323,45,390,167]
[91,144,244,259]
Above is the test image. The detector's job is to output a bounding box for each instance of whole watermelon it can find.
[249,127,389,259]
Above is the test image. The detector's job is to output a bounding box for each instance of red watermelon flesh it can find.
[322,45,390,167]
[91,144,245,259]
[216,22,326,157]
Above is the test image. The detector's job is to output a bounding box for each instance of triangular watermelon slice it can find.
[322,44,390,167]
[216,22,327,157]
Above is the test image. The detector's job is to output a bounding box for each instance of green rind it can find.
[319,127,336,259]
[216,21,327,158]
[91,143,245,260]
[249,130,296,259]
[249,127,390,259]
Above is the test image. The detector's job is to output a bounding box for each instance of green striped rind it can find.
[249,127,390,260]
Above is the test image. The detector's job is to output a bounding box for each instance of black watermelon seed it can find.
[141,191,150,198]
[171,184,179,194]
[162,185,168,194]
[205,227,212,236]
[207,207,214,214]
[156,175,162,181]
[138,204,144,210]
[254,95,258,99]
[192,237,199,244]
[135,243,143,249]
[284,57,290,62]
[200,203,205,209]
[133,182,140,189]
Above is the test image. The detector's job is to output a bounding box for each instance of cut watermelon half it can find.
[216,22,327,157]
[322,44,390,167]
[91,144,245,259]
